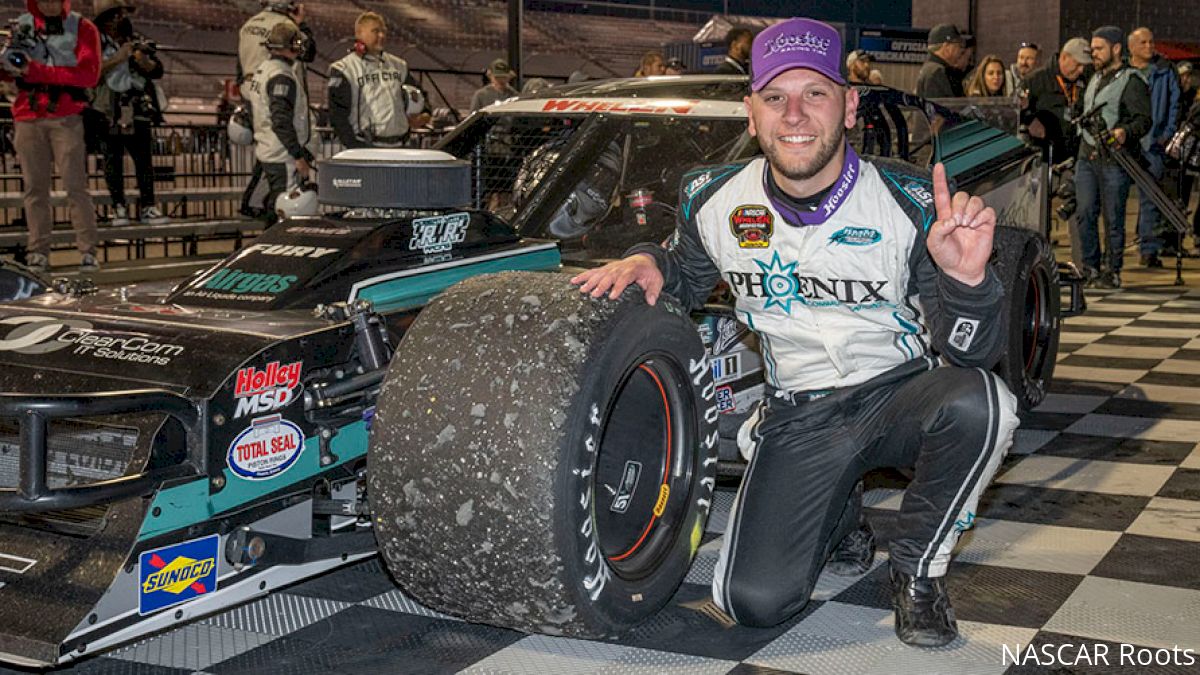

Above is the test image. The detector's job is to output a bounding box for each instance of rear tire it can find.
[991,227,1060,410]
[369,271,718,637]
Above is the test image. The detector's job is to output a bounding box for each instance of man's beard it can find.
[762,123,846,183]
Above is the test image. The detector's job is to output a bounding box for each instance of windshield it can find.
[442,113,748,259]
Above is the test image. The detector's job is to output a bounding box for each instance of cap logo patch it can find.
[763,31,831,58]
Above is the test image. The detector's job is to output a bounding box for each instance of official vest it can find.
[330,51,410,145]
[248,57,311,163]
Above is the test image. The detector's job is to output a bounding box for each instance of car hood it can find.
[0,288,326,396]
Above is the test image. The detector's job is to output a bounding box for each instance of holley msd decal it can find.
[233,360,302,419]
[227,414,304,480]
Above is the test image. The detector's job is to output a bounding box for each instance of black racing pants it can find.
[260,161,290,223]
[712,359,1018,627]
[102,121,156,208]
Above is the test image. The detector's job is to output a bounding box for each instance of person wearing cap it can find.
[470,58,518,112]
[917,23,967,98]
[1022,37,1091,162]
[572,16,1017,648]
[715,26,752,76]
[328,11,429,150]
[665,57,687,76]
[245,21,315,224]
[92,0,168,227]
[1074,25,1152,288]
[846,49,872,85]
[237,0,315,219]
[1128,27,1180,266]
[1007,42,1040,94]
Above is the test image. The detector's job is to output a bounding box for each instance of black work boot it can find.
[890,565,958,647]
[826,523,876,577]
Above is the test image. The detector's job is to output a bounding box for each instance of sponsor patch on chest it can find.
[729,204,774,248]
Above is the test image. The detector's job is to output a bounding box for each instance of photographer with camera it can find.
[92,0,166,227]
[237,0,314,219]
[1073,26,1151,289]
[328,11,429,150]
[245,22,315,225]
[1,0,101,273]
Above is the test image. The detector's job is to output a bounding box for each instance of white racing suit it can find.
[628,147,1020,627]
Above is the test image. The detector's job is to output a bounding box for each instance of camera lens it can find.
[6,51,27,68]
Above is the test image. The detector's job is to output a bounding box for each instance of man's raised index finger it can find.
[932,162,953,222]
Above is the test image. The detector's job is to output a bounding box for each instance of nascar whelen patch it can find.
[138,534,219,615]
[729,205,774,248]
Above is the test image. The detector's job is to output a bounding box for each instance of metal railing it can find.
[0,119,451,232]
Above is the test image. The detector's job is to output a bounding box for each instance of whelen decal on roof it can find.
[488,97,747,117]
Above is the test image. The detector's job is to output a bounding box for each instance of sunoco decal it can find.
[0,315,184,365]
[228,414,304,480]
[729,205,773,248]
[410,212,469,254]
[138,534,219,615]
[233,360,302,419]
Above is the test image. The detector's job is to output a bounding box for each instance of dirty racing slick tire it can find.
[990,227,1060,410]
[369,271,718,637]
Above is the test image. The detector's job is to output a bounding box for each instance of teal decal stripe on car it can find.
[359,248,561,312]
[943,140,1025,177]
[137,421,371,541]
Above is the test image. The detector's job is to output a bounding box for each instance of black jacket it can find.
[1022,63,1084,162]
[916,53,964,98]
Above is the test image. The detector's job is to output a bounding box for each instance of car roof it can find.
[487,75,901,118]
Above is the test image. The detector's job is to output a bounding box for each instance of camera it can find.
[129,38,156,56]
[0,20,38,76]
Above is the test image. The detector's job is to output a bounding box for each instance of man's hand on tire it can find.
[571,253,664,305]
[926,162,995,287]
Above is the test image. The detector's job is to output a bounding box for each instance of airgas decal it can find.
[729,204,773,248]
[828,227,881,246]
[138,534,219,615]
[227,414,304,480]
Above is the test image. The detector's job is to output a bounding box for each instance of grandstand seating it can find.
[0,0,709,110]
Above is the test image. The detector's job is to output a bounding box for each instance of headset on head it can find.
[264,29,308,53]
[260,0,298,13]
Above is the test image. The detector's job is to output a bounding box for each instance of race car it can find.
[0,76,1078,668]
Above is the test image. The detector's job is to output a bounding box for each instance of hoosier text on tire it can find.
[369,271,718,637]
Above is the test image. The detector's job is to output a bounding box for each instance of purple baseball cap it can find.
[751,17,845,91]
